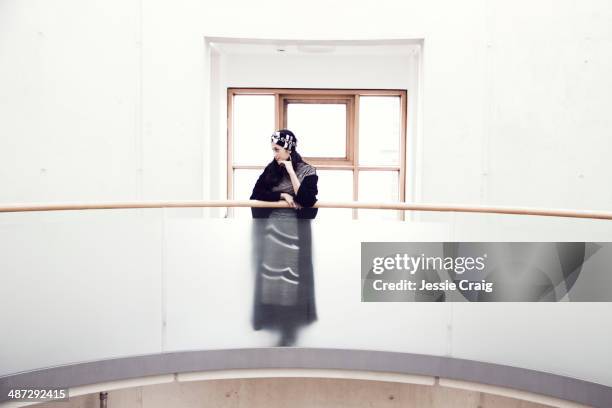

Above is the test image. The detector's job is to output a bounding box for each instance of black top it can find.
[250,170,318,219]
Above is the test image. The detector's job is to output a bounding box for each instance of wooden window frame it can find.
[227,88,408,220]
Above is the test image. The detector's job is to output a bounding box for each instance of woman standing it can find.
[250,129,318,346]
[250,129,318,219]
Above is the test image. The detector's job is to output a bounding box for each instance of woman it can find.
[250,129,318,346]
[250,129,318,219]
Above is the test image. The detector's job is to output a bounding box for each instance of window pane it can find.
[359,96,400,166]
[233,95,275,166]
[358,171,400,220]
[286,103,346,157]
[233,169,263,218]
[316,170,353,219]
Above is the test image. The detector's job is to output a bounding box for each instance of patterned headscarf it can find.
[271,129,297,151]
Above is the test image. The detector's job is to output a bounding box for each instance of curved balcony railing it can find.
[1,201,611,407]
[1,199,612,220]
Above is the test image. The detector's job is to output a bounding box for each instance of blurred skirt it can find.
[252,208,317,336]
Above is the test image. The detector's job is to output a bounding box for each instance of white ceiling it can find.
[208,39,421,56]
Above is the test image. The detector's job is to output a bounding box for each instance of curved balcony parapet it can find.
[1,349,611,407]
[1,206,611,407]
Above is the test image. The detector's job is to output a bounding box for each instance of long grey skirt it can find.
[251,209,317,346]
[260,208,300,306]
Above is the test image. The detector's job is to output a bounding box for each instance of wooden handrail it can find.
[0,200,611,220]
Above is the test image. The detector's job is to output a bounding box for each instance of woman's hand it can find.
[278,160,295,174]
[280,193,302,209]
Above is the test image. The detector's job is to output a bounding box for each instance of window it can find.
[228,88,407,219]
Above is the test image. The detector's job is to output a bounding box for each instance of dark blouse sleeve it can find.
[294,174,318,207]
[250,172,281,202]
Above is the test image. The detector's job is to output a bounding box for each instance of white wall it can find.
[0,0,141,202]
[1,0,611,215]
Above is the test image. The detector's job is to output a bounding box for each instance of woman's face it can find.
[271,143,290,162]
